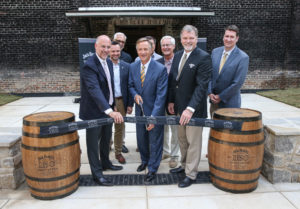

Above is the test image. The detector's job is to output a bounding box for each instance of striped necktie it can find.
[219,52,228,74]
[141,65,145,87]
[176,53,187,80]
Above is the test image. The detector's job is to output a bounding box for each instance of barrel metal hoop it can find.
[28,178,79,193]
[31,185,79,200]
[212,182,257,194]
[213,114,262,122]
[210,172,259,184]
[23,116,75,127]
[22,130,76,138]
[21,138,79,151]
[212,128,263,135]
[209,162,262,174]
[209,136,265,146]
[25,168,80,182]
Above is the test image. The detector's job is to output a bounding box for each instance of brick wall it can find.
[0,0,299,94]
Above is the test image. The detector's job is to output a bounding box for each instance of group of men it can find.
[79,24,249,188]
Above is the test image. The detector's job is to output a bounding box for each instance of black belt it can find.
[115,96,123,99]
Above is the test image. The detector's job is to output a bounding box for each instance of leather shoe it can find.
[178,176,195,188]
[169,166,185,174]
[145,172,156,182]
[93,176,113,186]
[116,154,126,164]
[103,164,123,171]
[137,163,147,172]
[122,145,129,153]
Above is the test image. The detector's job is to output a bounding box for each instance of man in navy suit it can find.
[129,37,168,182]
[79,35,124,186]
[109,41,134,164]
[168,25,212,188]
[208,25,249,116]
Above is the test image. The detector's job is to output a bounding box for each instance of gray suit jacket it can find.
[208,46,249,108]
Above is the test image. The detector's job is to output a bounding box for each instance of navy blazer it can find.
[118,60,134,109]
[79,54,115,120]
[120,51,133,63]
[129,59,168,117]
[168,47,212,118]
[208,46,249,108]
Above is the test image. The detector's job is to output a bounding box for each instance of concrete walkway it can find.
[0,94,300,209]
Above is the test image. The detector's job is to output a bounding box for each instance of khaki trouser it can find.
[178,125,203,180]
[114,97,126,155]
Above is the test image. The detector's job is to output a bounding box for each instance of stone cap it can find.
[0,135,21,147]
[265,125,300,136]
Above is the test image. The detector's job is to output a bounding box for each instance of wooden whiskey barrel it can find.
[208,108,264,193]
[22,111,81,200]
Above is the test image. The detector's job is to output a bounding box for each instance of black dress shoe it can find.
[93,176,113,186]
[145,172,156,182]
[122,145,129,153]
[178,176,195,188]
[169,166,185,174]
[137,163,147,172]
[103,164,123,171]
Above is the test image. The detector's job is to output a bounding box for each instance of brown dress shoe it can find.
[116,154,126,164]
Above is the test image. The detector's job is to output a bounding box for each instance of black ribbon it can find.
[39,116,243,136]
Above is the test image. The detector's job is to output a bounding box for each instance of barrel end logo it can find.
[224,121,233,129]
[37,155,57,172]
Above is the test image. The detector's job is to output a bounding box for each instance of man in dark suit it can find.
[168,25,212,188]
[79,35,124,186]
[113,32,133,63]
[129,37,168,182]
[109,41,134,164]
[208,25,249,116]
[157,35,180,169]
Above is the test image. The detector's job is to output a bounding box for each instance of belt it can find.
[115,96,123,99]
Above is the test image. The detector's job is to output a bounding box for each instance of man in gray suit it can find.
[208,25,249,116]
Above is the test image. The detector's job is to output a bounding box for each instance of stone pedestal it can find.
[262,125,300,183]
[0,135,25,189]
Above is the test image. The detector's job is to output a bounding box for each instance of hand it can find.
[108,111,124,124]
[214,95,221,103]
[146,124,155,131]
[168,103,175,114]
[127,106,133,114]
[134,95,143,105]
[209,94,221,104]
[179,109,193,125]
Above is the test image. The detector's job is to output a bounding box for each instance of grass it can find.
[257,88,300,108]
[0,93,22,106]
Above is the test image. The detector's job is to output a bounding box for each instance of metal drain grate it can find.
[79,172,211,186]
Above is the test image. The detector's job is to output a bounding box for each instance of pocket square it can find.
[189,64,195,68]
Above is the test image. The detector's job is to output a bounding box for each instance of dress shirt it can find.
[220,46,235,66]
[96,54,113,115]
[164,56,174,74]
[113,61,122,97]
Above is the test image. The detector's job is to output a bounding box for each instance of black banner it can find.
[39,116,243,136]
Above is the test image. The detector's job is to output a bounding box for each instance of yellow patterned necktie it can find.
[177,53,187,80]
[219,52,228,74]
[141,65,145,87]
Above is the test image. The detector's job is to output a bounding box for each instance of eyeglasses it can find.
[116,40,125,43]
[161,44,172,47]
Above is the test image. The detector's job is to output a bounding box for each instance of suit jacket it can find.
[157,57,173,115]
[118,60,134,109]
[168,47,212,118]
[79,54,115,120]
[129,59,168,117]
[120,51,133,63]
[208,46,249,108]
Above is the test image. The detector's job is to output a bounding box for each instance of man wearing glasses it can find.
[113,32,133,64]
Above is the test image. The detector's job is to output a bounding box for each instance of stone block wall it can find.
[262,126,300,183]
[0,0,299,93]
[0,135,25,189]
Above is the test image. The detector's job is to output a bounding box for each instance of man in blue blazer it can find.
[79,35,124,186]
[208,25,249,116]
[168,25,212,188]
[109,41,134,164]
[129,37,168,182]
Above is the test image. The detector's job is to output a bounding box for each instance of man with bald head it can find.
[80,35,124,186]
